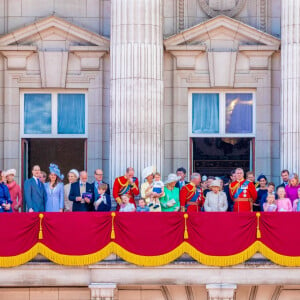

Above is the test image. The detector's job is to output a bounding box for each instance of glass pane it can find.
[58,94,85,134]
[226,93,253,134]
[24,94,52,134]
[192,93,219,134]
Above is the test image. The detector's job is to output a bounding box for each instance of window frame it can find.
[188,89,256,138]
[20,90,88,138]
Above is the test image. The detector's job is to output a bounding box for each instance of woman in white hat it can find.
[204,180,228,212]
[6,169,22,212]
[140,166,161,212]
[64,169,79,212]
[159,173,181,212]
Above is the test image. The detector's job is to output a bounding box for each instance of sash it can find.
[233,180,250,199]
[119,184,131,196]
[185,189,200,208]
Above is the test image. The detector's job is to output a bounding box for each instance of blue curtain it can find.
[58,94,85,134]
[192,93,219,134]
[226,93,253,133]
[24,94,52,134]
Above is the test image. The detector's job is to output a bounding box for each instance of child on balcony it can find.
[136,198,150,212]
[119,194,136,212]
[263,193,277,212]
[149,172,164,209]
[292,188,300,211]
[276,186,292,212]
[94,183,111,212]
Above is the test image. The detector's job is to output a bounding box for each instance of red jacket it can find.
[180,182,204,212]
[113,176,139,210]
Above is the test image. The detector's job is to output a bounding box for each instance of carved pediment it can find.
[0,15,110,87]
[164,15,280,87]
[0,15,109,50]
[164,15,280,50]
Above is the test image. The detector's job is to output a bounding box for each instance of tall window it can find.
[22,92,87,137]
[190,91,255,137]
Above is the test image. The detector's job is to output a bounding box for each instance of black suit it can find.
[69,181,95,212]
[175,180,189,190]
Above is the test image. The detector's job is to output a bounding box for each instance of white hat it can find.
[69,169,79,179]
[6,169,16,176]
[165,173,181,185]
[142,166,156,179]
[209,180,221,189]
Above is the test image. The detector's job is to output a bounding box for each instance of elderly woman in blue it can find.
[44,163,64,212]
[0,171,12,213]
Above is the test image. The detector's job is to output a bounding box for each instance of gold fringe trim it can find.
[38,213,44,240]
[0,244,40,268]
[257,242,300,267]
[184,241,260,267]
[38,243,113,266]
[184,213,189,239]
[111,212,116,240]
[112,242,185,267]
[256,212,261,239]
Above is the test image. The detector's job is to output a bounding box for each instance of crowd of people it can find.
[0,163,299,213]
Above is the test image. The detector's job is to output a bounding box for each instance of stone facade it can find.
[0,0,284,184]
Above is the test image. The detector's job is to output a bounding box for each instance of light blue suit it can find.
[24,177,47,212]
[44,182,64,212]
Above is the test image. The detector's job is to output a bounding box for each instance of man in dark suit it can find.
[24,165,47,212]
[93,169,110,198]
[175,167,189,190]
[276,169,290,190]
[69,171,94,212]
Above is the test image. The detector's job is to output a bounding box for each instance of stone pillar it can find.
[281,0,300,173]
[110,0,163,181]
[89,283,117,300]
[206,284,237,300]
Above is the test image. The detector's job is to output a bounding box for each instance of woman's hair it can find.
[289,173,299,186]
[49,173,60,187]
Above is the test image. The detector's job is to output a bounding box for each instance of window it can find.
[21,91,87,137]
[190,91,255,137]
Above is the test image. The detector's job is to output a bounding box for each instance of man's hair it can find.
[191,172,201,180]
[235,168,244,174]
[176,167,186,174]
[98,183,108,191]
[246,171,254,177]
[230,170,236,176]
[32,165,40,171]
[281,169,289,175]
[126,167,134,173]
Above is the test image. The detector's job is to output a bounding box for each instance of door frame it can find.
[189,137,255,175]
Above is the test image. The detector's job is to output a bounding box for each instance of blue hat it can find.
[49,163,64,180]
[257,174,267,182]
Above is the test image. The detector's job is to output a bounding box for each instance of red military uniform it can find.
[113,176,139,210]
[180,182,204,212]
[229,179,257,212]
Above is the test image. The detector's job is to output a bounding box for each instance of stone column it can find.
[206,284,237,300]
[110,0,163,181]
[89,283,117,300]
[281,0,300,173]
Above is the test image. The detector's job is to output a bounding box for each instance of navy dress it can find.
[254,189,268,212]
[0,183,12,213]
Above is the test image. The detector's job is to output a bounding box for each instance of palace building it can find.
[1,0,300,300]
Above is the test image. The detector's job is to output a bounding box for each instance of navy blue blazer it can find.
[24,177,47,212]
[175,180,189,190]
[94,191,111,212]
[69,181,95,212]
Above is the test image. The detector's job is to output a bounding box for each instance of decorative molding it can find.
[197,0,247,18]
[206,284,237,300]
[259,0,267,32]
[178,0,185,31]
[89,283,117,300]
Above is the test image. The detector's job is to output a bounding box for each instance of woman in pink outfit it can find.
[276,186,292,212]
[6,169,22,212]
[285,173,300,206]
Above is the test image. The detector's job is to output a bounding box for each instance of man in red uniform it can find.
[180,173,204,212]
[229,168,257,212]
[113,167,139,210]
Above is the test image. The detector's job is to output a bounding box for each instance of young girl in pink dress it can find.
[276,187,292,212]
[263,194,277,212]
[292,188,300,211]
